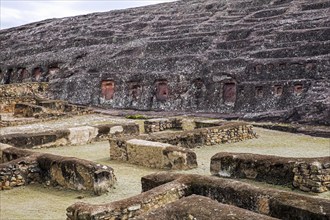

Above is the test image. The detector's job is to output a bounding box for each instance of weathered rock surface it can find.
[0,146,116,195]
[210,152,330,192]
[134,195,278,220]
[0,0,329,124]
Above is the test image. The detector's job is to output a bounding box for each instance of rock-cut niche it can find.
[101,80,115,100]
[130,84,141,100]
[223,82,237,104]
[156,80,169,101]
[33,67,42,81]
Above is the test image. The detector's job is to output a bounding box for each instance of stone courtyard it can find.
[1,110,329,219]
[1,0,330,219]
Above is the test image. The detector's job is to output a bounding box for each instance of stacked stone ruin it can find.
[0,0,329,125]
[0,0,330,219]
[0,144,116,195]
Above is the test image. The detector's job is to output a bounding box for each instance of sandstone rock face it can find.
[1,0,329,124]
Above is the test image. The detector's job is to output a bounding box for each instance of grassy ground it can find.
[0,127,329,220]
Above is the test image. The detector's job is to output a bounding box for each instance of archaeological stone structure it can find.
[67,172,330,219]
[1,0,330,219]
[0,0,329,125]
[210,152,330,192]
[0,144,116,195]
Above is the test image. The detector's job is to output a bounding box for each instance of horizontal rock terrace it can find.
[0,0,329,125]
[0,145,116,195]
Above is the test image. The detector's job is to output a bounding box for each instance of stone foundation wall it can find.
[0,83,48,113]
[67,173,330,220]
[13,100,93,119]
[67,180,189,220]
[144,118,182,133]
[0,154,40,190]
[110,138,197,170]
[0,123,139,148]
[111,122,256,151]
[0,146,116,195]
[210,152,330,193]
[145,122,256,147]
[293,161,330,193]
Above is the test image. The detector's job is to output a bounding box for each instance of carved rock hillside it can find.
[0,0,329,125]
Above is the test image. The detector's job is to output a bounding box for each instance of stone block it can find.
[111,139,197,170]
[67,126,98,145]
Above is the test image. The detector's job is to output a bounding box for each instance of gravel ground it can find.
[1,127,329,220]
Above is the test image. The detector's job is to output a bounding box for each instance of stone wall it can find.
[111,122,256,151]
[210,152,330,193]
[67,179,189,220]
[0,123,139,148]
[293,161,330,193]
[145,122,256,147]
[144,118,182,133]
[110,138,197,170]
[0,83,48,113]
[0,146,116,195]
[67,172,330,220]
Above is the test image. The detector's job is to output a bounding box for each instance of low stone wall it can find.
[13,100,93,119]
[146,122,256,147]
[14,103,47,117]
[0,123,139,148]
[144,118,182,133]
[110,139,197,170]
[293,161,330,193]
[210,152,330,193]
[0,146,116,195]
[67,179,189,220]
[194,119,226,128]
[67,172,330,220]
[111,122,256,151]
[134,195,277,220]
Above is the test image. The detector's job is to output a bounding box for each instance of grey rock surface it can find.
[1,0,329,124]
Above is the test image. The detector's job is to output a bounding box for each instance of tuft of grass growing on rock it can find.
[125,114,147,119]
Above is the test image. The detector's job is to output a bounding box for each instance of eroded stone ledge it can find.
[0,123,139,148]
[0,146,116,195]
[210,152,330,193]
[67,172,330,220]
[141,173,330,220]
[134,195,278,220]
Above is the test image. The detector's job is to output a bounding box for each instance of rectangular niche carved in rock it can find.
[130,84,141,100]
[255,86,263,97]
[156,80,168,101]
[223,82,237,103]
[294,84,303,95]
[33,67,42,81]
[273,85,283,96]
[101,80,115,100]
[5,69,13,84]
[19,68,29,80]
